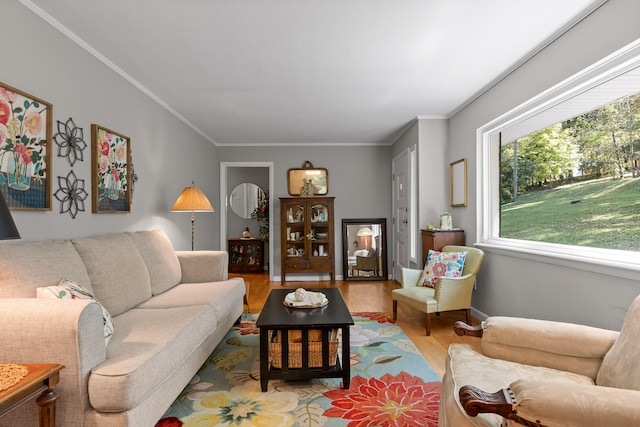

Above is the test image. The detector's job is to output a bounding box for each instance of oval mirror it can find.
[230,183,263,219]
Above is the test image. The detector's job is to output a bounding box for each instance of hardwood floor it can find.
[231,272,482,378]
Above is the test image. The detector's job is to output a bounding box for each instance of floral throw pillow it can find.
[419,250,467,288]
[37,279,114,345]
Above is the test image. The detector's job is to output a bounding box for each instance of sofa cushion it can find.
[127,230,182,295]
[72,233,152,316]
[597,295,640,390]
[136,277,245,321]
[37,278,114,345]
[0,239,92,298]
[88,305,216,412]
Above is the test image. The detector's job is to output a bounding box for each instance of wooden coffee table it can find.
[256,288,354,392]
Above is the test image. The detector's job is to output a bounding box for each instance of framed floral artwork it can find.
[91,124,131,213]
[0,82,53,210]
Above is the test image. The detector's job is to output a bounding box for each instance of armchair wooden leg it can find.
[465,308,471,324]
[425,313,431,336]
[392,300,398,320]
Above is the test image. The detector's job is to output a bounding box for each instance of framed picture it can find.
[0,82,53,210]
[91,124,131,213]
[287,161,328,196]
[450,158,467,207]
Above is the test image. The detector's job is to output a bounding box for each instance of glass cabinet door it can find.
[285,203,306,259]
[310,203,330,258]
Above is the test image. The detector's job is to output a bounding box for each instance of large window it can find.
[478,39,640,271]
[500,92,640,252]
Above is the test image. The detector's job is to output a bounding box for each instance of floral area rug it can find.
[156,312,441,427]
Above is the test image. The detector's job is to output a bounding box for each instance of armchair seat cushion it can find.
[443,344,595,427]
[391,287,437,313]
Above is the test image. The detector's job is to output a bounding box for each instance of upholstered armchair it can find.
[392,245,484,335]
[439,294,640,427]
[355,251,378,274]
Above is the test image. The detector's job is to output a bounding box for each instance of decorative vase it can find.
[7,153,32,191]
[243,227,251,238]
[106,174,120,200]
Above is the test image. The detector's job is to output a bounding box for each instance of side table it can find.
[0,363,64,427]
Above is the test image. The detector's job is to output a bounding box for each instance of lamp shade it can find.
[171,186,214,212]
[0,191,20,240]
[357,226,373,237]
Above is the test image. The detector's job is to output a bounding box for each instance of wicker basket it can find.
[270,329,339,369]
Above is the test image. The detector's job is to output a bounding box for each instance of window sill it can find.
[476,238,640,281]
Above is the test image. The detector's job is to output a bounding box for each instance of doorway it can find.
[220,162,274,281]
[391,146,417,280]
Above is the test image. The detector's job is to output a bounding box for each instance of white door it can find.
[392,149,411,280]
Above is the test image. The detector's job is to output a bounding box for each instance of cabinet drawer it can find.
[285,260,310,270]
[309,261,332,270]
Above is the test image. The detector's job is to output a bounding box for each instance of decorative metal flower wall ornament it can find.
[54,117,86,166]
[54,170,88,218]
[130,151,138,201]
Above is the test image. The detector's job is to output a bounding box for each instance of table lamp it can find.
[171,182,214,250]
[0,191,20,240]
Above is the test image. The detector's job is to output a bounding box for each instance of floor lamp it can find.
[0,191,21,240]
[171,183,214,250]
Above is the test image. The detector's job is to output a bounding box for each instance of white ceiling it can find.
[22,0,603,146]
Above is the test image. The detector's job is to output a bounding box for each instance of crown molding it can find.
[18,0,218,146]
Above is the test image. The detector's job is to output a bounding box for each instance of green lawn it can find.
[501,177,640,251]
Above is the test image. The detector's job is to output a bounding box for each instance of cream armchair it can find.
[440,294,640,427]
[392,245,484,335]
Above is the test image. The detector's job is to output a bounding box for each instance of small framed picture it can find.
[91,124,131,213]
[450,158,467,207]
[0,82,53,210]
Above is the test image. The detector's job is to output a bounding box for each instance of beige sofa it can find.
[439,294,640,427]
[0,230,245,427]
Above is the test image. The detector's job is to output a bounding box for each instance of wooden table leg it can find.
[259,328,269,392]
[36,388,58,427]
[341,325,350,389]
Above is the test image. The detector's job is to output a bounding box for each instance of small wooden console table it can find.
[0,363,64,427]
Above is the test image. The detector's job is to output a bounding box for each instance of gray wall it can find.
[219,145,392,279]
[447,0,640,331]
[2,1,220,251]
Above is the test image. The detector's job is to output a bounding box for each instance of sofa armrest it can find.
[177,250,229,283]
[460,380,640,427]
[399,268,422,288]
[0,299,105,425]
[481,316,619,378]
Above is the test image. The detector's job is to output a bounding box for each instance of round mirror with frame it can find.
[230,183,264,219]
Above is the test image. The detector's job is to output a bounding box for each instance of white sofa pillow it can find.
[37,278,114,345]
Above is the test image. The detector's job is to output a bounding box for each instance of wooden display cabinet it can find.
[421,229,465,266]
[280,197,335,283]
[228,238,264,273]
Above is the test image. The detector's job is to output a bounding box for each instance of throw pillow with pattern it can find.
[419,250,467,288]
[37,278,114,345]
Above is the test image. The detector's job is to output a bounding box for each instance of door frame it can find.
[220,161,275,281]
